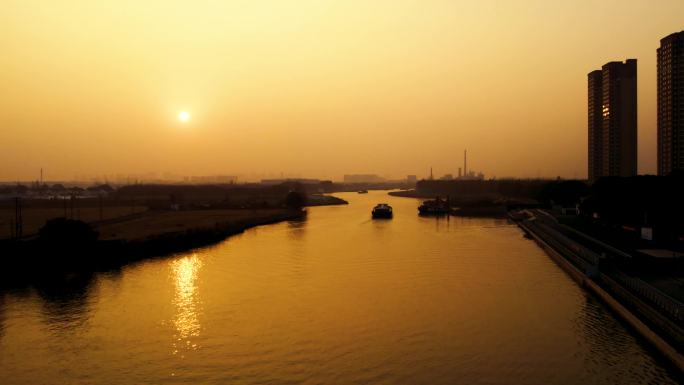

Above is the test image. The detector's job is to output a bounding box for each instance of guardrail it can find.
[608,269,684,322]
[522,211,684,324]
[525,220,598,272]
[560,224,634,259]
[527,219,600,267]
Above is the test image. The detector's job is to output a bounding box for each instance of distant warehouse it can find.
[343,174,386,183]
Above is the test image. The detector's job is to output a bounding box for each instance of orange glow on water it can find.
[171,254,202,352]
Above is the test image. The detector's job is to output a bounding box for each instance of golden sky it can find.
[2,0,683,181]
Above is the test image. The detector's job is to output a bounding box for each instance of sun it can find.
[178,111,190,122]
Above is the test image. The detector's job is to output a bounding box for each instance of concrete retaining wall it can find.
[518,220,684,374]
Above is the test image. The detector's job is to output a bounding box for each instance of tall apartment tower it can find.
[587,59,637,181]
[657,31,684,175]
[588,70,604,182]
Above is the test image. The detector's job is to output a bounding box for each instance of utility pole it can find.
[14,197,23,238]
[14,198,17,237]
[464,149,467,176]
[99,194,103,221]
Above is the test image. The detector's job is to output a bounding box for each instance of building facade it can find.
[587,59,637,181]
[657,31,684,175]
[588,70,604,182]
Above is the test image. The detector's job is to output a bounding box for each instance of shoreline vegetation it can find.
[389,189,516,218]
[0,208,307,288]
[0,185,348,286]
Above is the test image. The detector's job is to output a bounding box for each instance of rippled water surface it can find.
[0,192,679,384]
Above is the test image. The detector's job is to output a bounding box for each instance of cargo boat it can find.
[372,203,393,219]
[418,197,451,215]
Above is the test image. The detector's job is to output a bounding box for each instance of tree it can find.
[538,180,589,206]
[39,218,99,245]
[285,191,306,209]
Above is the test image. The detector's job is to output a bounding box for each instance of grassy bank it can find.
[1,194,346,241]
[0,208,306,287]
[0,205,148,239]
[95,208,303,242]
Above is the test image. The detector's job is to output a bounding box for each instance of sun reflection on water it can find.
[171,254,203,354]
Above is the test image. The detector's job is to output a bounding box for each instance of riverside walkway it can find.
[513,209,684,373]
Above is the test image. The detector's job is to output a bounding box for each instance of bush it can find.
[285,191,306,209]
[538,180,589,206]
[38,218,99,244]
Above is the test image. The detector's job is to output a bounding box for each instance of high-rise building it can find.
[588,70,604,182]
[587,59,637,181]
[657,31,684,175]
[602,59,638,177]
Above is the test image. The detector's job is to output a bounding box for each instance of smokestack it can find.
[464,150,467,176]
[458,167,462,178]
[430,167,433,180]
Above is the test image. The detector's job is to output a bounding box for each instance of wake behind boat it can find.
[372,203,393,219]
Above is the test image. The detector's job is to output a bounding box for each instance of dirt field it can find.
[0,206,147,239]
[95,209,296,242]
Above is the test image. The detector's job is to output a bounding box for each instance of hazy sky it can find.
[2,0,683,181]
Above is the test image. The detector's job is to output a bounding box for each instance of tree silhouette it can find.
[285,191,306,209]
[39,218,99,245]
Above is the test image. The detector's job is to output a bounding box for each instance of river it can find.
[0,191,678,384]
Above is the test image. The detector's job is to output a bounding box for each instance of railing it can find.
[528,219,600,267]
[521,211,684,324]
[525,220,597,273]
[560,224,634,259]
[608,269,684,322]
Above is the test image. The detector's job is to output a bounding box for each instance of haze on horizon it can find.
[2,0,683,182]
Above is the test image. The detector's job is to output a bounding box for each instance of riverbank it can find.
[1,194,346,240]
[513,209,684,374]
[389,190,508,217]
[0,208,306,287]
[0,204,148,239]
[305,194,348,207]
[95,208,305,243]
[0,190,349,280]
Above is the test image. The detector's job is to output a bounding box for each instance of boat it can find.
[418,197,451,215]
[357,190,368,194]
[372,203,393,219]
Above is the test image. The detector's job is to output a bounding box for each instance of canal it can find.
[0,191,678,384]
